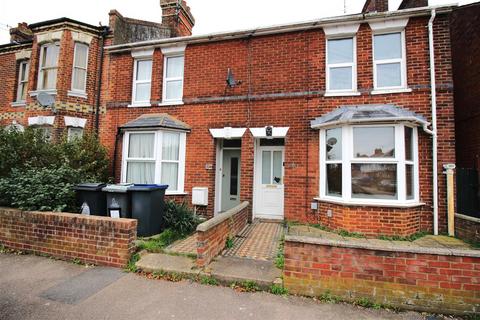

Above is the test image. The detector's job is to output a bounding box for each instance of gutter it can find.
[428,9,439,235]
[104,5,455,54]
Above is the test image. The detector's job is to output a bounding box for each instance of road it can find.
[0,253,437,320]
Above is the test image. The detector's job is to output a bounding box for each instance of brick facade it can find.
[1,2,459,237]
[455,214,480,244]
[284,238,480,314]
[0,207,137,268]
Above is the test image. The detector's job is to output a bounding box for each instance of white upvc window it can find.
[121,130,186,194]
[373,31,407,90]
[326,37,357,93]
[37,42,60,90]
[71,42,89,93]
[16,60,29,102]
[319,124,419,206]
[162,54,184,103]
[131,58,153,107]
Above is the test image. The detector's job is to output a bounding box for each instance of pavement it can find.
[0,253,436,320]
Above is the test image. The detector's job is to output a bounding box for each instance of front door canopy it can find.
[310,104,429,130]
[209,127,247,139]
[249,127,289,139]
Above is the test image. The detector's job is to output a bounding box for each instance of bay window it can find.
[38,43,60,90]
[71,42,89,93]
[326,37,356,93]
[122,130,186,193]
[373,32,406,90]
[320,124,419,205]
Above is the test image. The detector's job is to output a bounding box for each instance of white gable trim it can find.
[64,116,87,128]
[209,127,247,139]
[249,127,289,138]
[323,23,360,37]
[369,18,409,33]
[28,116,55,126]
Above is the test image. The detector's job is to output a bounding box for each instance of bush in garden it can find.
[0,127,111,211]
[163,200,201,236]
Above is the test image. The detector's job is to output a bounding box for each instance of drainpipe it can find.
[428,9,439,235]
[94,26,109,135]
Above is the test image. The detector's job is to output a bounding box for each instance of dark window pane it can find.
[406,164,414,200]
[353,127,395,158]
[404,127,413,161]
[260,138,285,146]
[223,139,241,148]
[351,164,397,199]
[326,164,342,197]
[326,128,342,160]
[230,157,239,196]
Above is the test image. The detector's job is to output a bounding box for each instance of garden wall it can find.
[0,207,137,268]
[196,201,249,267]
[284,235,480,315]
[455,213,480,244]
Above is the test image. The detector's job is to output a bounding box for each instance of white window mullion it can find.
[396,125,406,202]
[413,127,420,201]
[343,126,351,201]
[156,131,163,184]
[319,130,326,198]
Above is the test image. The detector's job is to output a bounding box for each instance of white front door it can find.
[221,150,241,212]
[254,145,285,220]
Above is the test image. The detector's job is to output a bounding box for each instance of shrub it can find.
[163,200,201,236]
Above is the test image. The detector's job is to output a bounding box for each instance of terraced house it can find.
[0,0,459,237]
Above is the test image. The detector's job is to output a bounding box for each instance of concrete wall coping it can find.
[455,213,480,224]
[285,234,480,258]
[196,201,249,232]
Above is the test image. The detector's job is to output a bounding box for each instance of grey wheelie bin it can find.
[102,184,133,218]
[73,183,107,216]
[130,184,168,237]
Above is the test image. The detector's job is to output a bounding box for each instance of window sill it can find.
[128,103,152,108]
[158,101,184,107]
[314,197,425,208]
[11,101,26,107]
[370,88,412,95]
[324,91,361,97]
[29,89,57,97]
[67,90,88,99]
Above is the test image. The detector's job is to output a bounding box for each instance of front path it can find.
[0,253,432,320]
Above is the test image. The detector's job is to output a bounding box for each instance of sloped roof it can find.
[310,104,429,129]
[120,113,191,131]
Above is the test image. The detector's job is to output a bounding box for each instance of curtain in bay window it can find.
[127,133,155,184]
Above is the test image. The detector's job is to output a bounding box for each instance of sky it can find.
[0,0,476,44]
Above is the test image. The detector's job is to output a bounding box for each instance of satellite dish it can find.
[226,68,242,88]
[37,92,56,108]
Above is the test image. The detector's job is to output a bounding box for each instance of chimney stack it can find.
[160,0,195,37]
[362,0,389,13]
[398,0,428,10]
[10,23,33,43]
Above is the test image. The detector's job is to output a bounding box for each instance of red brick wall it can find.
[451,3,480,169]
[284,238,480,314]
[101,14,455,236]
[455,214,480,244]
[0,207,137,268]
[196,202,249,267]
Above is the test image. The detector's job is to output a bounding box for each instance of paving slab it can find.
[208,256,281,289]
[136,252,199,276]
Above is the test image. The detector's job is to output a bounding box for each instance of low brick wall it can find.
[0,207,137,268]
[196,201,249,267]
[284,236,480,315]
[455,213,480,243]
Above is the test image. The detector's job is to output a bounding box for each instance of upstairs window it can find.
[163,55,184,103]
[373,32,406,90]
[38,43,60,90]
[71,43,89,93]
[16,60,29,102]
[131,58,152,106]
[326,37,356,93]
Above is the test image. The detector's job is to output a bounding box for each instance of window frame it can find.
[70,42,89,93]
[16,60,30,103]
[319,123,419,206]
[121,130,187,194]
[37,42,60,91]
[131,58,153,107]
[325,36,358,94]
[162,54,185,104]
[67,127,84,142]
[372,30,407,91]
